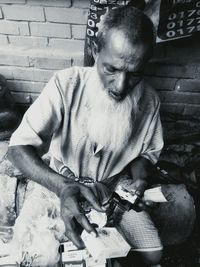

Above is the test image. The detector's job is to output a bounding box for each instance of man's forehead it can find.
[104,29,146,58]
[101,29,147,69]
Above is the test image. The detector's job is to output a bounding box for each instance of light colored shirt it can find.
[9,66,163,181]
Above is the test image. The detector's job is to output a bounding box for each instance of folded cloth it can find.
[1,180,66,266]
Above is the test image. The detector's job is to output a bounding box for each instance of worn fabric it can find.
[9,66,163,182]
[117,184,195,251]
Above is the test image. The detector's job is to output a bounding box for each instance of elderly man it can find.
[8,6,195,267]
[84,0,146,66]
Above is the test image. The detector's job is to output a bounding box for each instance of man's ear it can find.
[91,41,99,61]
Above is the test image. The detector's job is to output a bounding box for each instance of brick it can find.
[161,103,200,116]
[0,21,29,35]
[3,5,45,21]
[158,91,200,105]
[30,22,71,38]
[0,35,8,45]
[0,8,3,19]
[18,22,30,36]
[145,76,177,91]
[145,62,198,79]
[183,105,200,116]
[11,67,54,82]
[160,103,185,115]
[45,7,88,24]
[73,0,90,8]
[49,38,84,53]
[72,56,84,66]
[0,53,29,67]
[9,36,48,48]
[0,66,13,79]
[176,79,200,93]
[72,25,86,39]
[29,57,71,70]
[11,91,39,104]
[27,0,71,7]
[8,80,46,93]
[0,21,18,35]
[0,0,25,3]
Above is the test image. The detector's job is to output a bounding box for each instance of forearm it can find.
[128,157,153,184]
[8,145,72,197]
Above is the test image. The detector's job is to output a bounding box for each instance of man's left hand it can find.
[118,178,156,211]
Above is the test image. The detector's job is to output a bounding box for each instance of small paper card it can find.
[81,227,131,261]
[144,187,167,203]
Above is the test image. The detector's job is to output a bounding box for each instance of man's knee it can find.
[112,250,163,267]
[134,250,163,266]
[151,184,196,245]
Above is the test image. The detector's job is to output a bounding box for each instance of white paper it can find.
[81,227,131,260]
[144,187,167,202]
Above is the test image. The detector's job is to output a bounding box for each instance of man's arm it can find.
[8,146,105,249]
[122,101,163,205]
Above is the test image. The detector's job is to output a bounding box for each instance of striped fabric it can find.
[9,66,163,182]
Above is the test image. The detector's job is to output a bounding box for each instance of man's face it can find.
[96,29,150,102]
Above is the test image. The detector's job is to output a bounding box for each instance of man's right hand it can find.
[59,182,106,248]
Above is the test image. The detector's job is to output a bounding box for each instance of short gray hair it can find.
[97,6,156,54]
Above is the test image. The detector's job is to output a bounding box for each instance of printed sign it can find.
[158,0,200,40]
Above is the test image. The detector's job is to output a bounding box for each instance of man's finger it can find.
[76,213,97,236]
[66,228,85,249]
[62,213,85,249]
[81,186,106,212]
[69,198,98,235]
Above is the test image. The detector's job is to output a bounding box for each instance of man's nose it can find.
[115,72,127,95]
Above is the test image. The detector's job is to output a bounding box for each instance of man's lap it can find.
[115,184,195,251]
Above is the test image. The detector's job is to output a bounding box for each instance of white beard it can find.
[87,85,137,152]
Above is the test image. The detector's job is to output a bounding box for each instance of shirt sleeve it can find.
[141,102,164,165]
[9,73,64,156]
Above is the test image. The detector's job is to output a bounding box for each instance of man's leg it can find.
[115,208,163,266]
[112,184,195,266]
[150,184,196,246]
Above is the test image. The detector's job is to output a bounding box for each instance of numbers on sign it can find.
[90,5,97,11]
[168,13,177,20]
[187,9,196,17]
[88,19,95,28]
[166,30,176,38]
[196,1,200,8]
[187,26,195,33]
[177,20,183,27]
[196,17,200,23]
[87,29,95,37]
[187,18,195,25]
[177,28,184,35]
[91,12,98,19]
[179,11,185,19]
[164,3,200,39]
[167,21,176,29]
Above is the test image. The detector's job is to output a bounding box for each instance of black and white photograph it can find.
[0,0,200,266]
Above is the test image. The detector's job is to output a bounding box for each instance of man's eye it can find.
[104,66,116,74]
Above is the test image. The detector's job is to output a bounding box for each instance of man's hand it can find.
[59,182,106,248]
[120,178,147,197]
[118,178,156,211]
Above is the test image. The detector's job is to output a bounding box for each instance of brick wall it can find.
[0,0,199,117]
[146,35,200,117]
[0,0,89,106]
